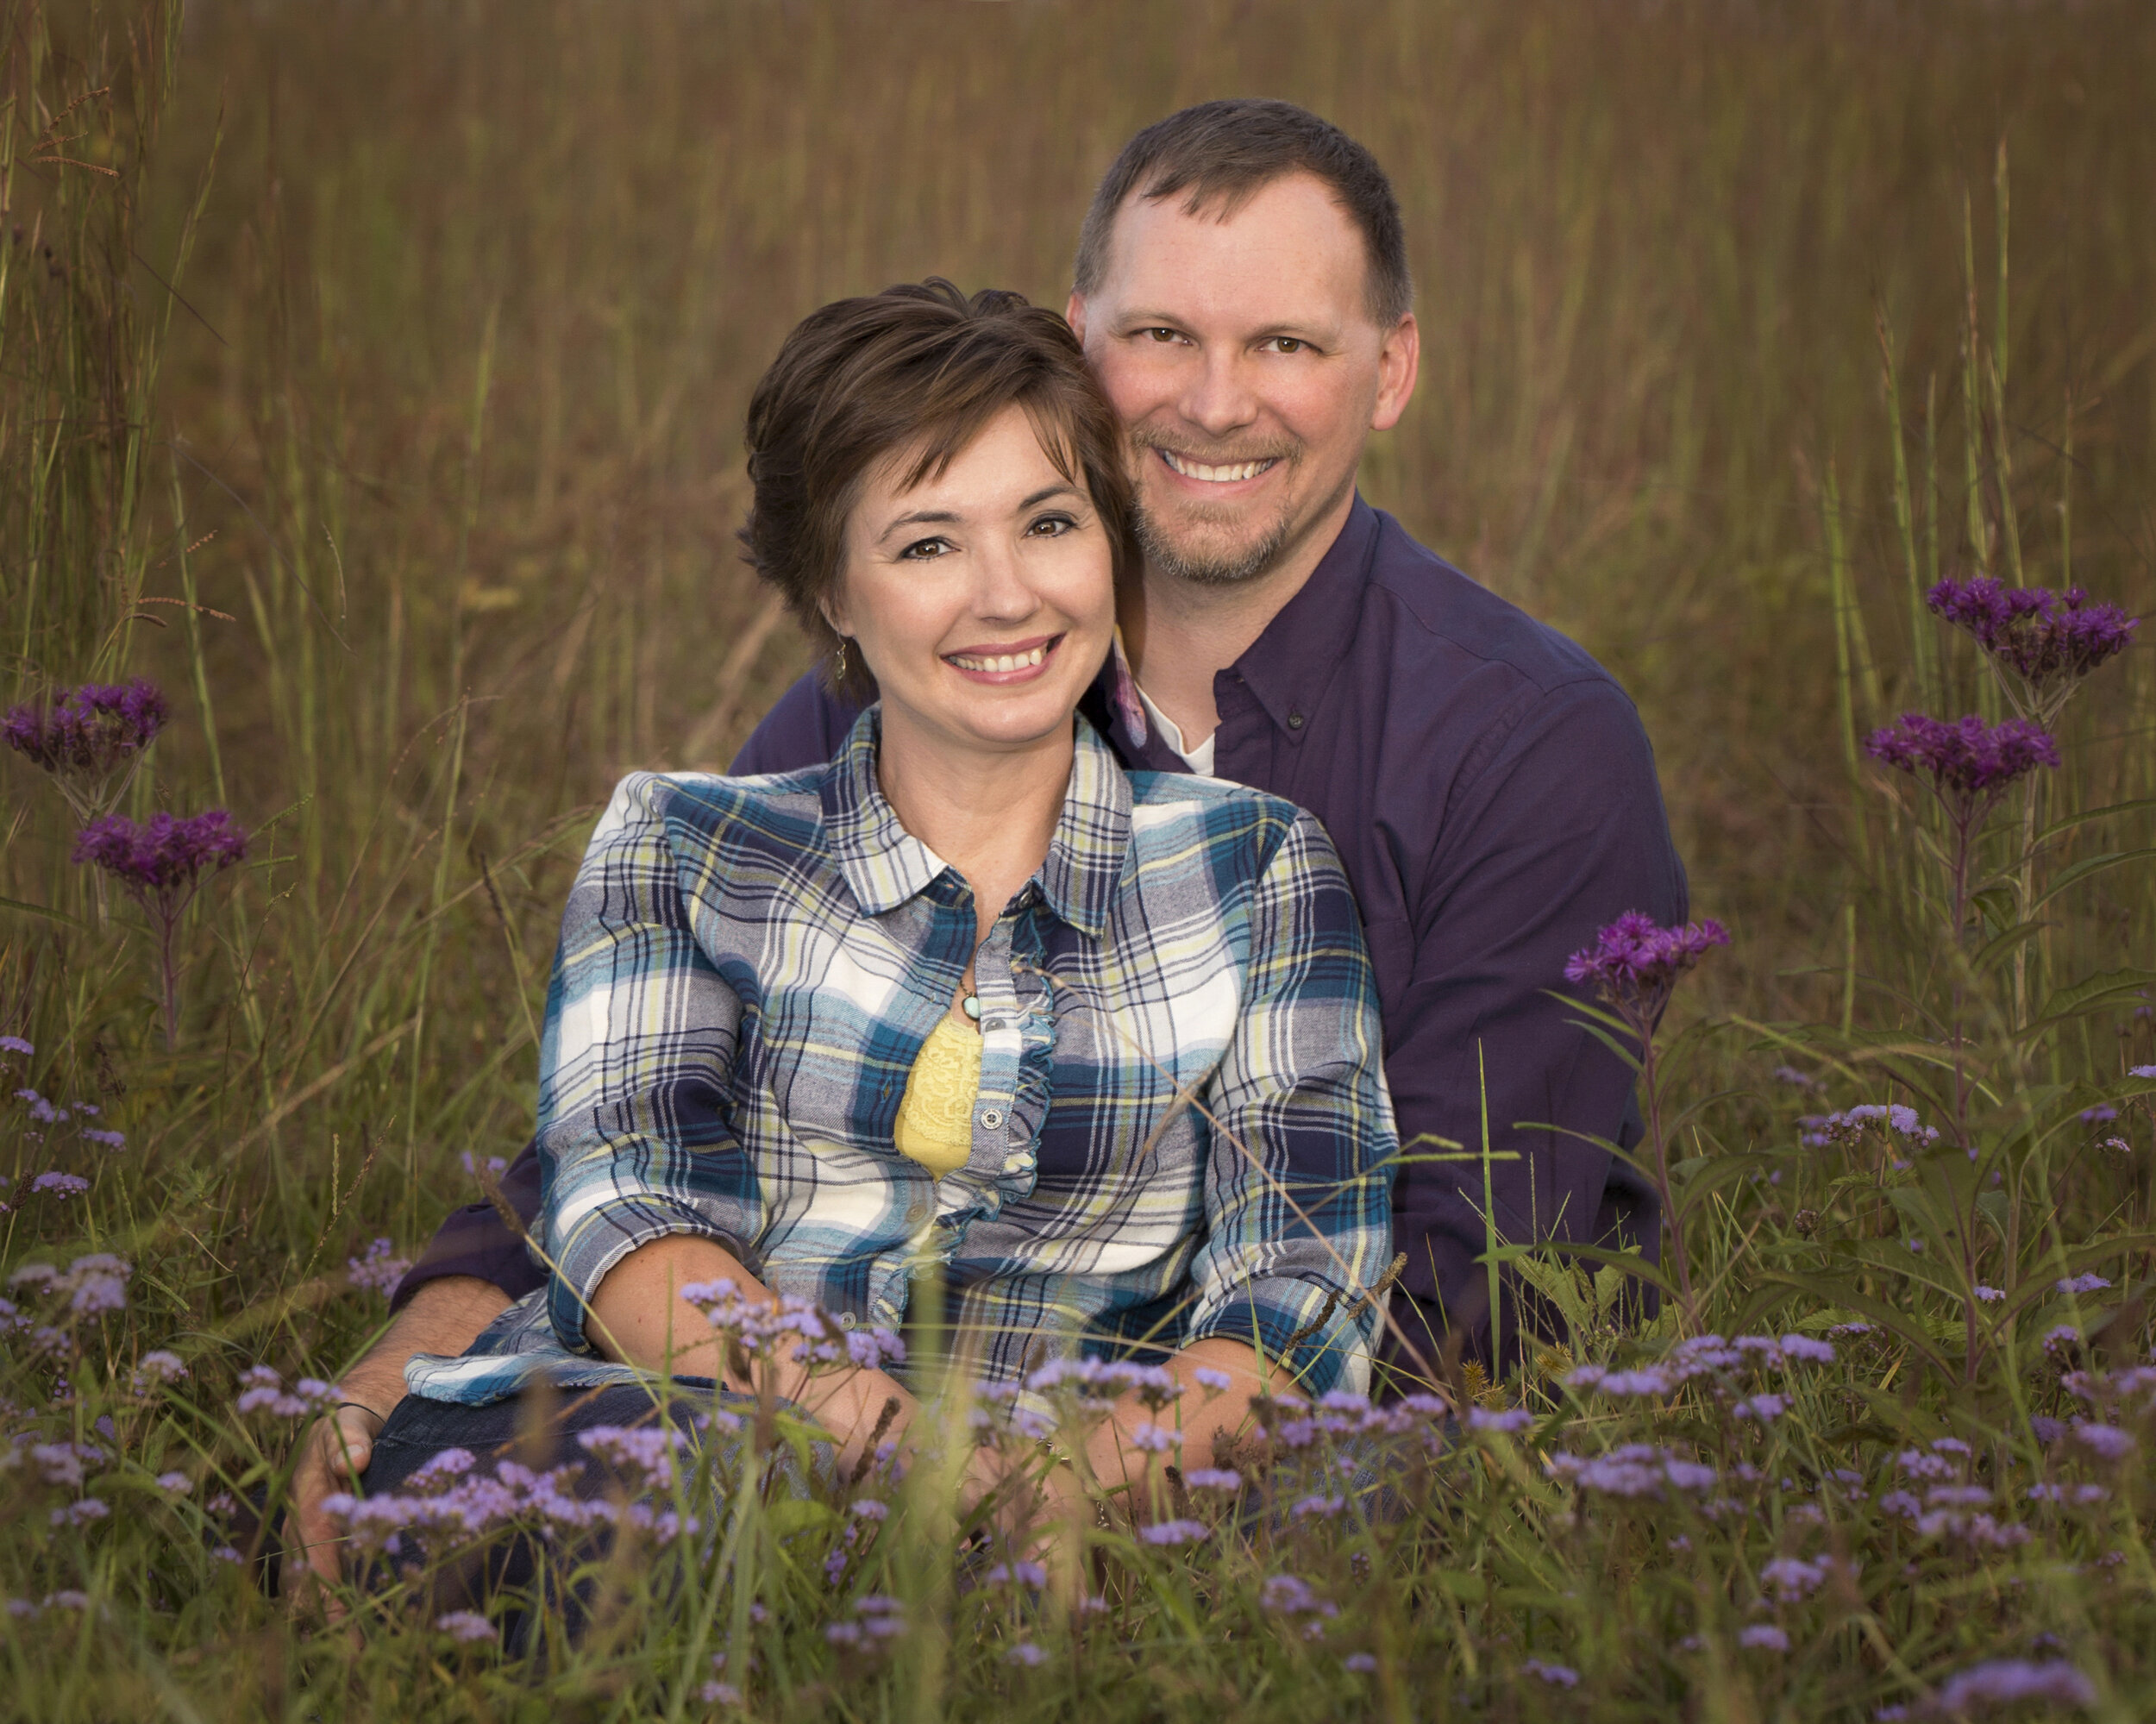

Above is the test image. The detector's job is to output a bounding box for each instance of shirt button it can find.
[979,1108,1004,1130]
[1287,711,1305,730]
[982,1018,1004,1033]
[837,1311,857,1331]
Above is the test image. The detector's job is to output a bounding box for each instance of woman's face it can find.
[827,404,1117,758]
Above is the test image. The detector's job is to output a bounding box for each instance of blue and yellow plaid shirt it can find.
[406,710,1395,1407]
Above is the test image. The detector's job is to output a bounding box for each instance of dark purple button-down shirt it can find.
[400,496,1685,1371]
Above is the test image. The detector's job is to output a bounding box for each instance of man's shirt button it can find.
[1287,711,1305,730]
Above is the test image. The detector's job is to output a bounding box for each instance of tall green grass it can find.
[1,1,2153,1718]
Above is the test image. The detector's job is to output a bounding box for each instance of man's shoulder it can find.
[1360,509,1624,705]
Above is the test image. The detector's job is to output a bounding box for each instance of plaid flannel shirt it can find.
[405,710,1395,1407]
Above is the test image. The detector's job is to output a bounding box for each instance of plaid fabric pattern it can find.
[405,710,1395,1407]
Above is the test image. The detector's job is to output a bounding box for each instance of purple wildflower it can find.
[1564,911,1730,1015]
[1344,1652,1378,1673]
[1866,712,2059,824]
[1466,1405,1535,1435]
[1006,1642,1048,1668]
[436,1610,494,1644]
[131,1351,187,1392]
[2130,1065,2156,1080]
[1930,1658,2096,1714]
[346,1238,411,1297]
[1138,1519,1209,1546]
[1759,1557,1832,1602]
[0,1036,32,1057]
[50,1498,109,1528]
[1779,1334,1837,1364]
[72,809,249,1050]
[3,680,169,820]
[154,1471,191,1494]
[1523,1659,1582,1687]
[2056,1273,2111,1296]
[1739,1625,1790,1652]
[1973,1285,2005,1303]
[1191,1365,1233,1392]
[30,1172,88,1200]
[699,1680,743,1705]
[1734,1394,1787,1421]
[2071,1422,2135,1464]
[1128,1422,1181,1453]
[1927,575,2139,698]
[1260,1574,1338,1618]
[983,1559,1048,1589]
[1182,1467,1243,1492]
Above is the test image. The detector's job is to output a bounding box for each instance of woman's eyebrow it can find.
[1020,483,1082,509]
[877,507,961,539]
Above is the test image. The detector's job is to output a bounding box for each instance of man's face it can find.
[1068,172,1417,590]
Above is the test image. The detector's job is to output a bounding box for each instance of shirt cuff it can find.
[546,1193,755,1356]
[1185,1276,1376,1400]
[390,1202,547,1313]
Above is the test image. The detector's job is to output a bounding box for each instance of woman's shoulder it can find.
[591,764,830,858]
[1122,770,1335,878]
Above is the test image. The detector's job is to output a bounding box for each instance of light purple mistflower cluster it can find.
[1138,1518,1210,1546]
[1544,1444,1720,1500]
[1927,1658,2097,1714]
[1564,910,1730,1014]
[680,1278,906,1376]
[347,1237,412,1298]
[825,1594,906,1649]
[1465,1405,1536,1435]
[1927,575,2139,692]
[436,1610,495,1644]
[2055,1273,2111,1296]
[1522,1658,1581,1687]
[235,1364,340,1419]
[10,1252,132,1317]
[1800,1103,1940,1151]
[1005,1642,1049,1668]
[1182,1467,1242,1492]
[1739,1624,1790,1652]
[1565,1332,1836,1401]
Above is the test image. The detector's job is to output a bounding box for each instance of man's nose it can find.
[1176,346,1260,441]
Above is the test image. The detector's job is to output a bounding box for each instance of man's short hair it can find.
[1072,99,1412,329]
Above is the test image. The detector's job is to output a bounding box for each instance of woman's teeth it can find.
[1162,450,1276,483]
[948,643,1049,673]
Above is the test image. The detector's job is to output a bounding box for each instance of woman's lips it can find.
[943,633,1062,684]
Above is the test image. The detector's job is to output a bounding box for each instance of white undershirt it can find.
[1133,680,1218,778]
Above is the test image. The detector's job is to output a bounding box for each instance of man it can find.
[295,98,1684,1576]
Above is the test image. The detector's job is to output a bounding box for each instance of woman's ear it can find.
[817,592,851,639]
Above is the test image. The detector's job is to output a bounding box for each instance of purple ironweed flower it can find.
[346,1238,411,1297]
[1183,1467,1243,1492]
[1930,1658,2096,1714]
[1927,575,2139,696]
[4,680,169,820]
[436,1611,494,1644]
[1523,1658,1581,1687]
[2056,1273,2111,1296]
[1739,1625,1789,1652]
[1006,1643,1049,1669]
[1564,911,1730,1021]
[73,809,248,900]
[1866,713,2059,824]
[1138,1519,1209,1546]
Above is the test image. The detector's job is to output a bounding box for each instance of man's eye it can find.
[898,537,952,561]
[1144,327,1183,344]
[1265,337,1307,354]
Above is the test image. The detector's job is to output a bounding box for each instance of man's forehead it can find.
[1092,171,1370,328]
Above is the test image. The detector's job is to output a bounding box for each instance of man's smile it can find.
[1156,448,1282,486]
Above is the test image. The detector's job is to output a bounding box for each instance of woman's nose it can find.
[968,539,1040,620]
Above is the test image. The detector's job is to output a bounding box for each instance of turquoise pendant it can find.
[962,994,981,1021]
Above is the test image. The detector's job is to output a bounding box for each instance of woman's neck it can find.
[874,710,1074,936]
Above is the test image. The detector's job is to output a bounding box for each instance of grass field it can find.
[3,1,2154,1718]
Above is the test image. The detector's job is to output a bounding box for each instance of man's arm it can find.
[1381,677,1687,1378]
[289,1274,511,1589]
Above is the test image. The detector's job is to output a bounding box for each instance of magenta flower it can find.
[72,810,248,1050]
[1564,911,1731,1011]
[1928,575,2138,699]
[3,680,169,822]
[1865,713,2059,812]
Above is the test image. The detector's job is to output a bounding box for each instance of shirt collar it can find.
[821,705,1131,938]
[1091,494,1381,757]
[1231,492,1380,738]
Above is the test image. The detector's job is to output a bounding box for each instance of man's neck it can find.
[1119,484,1357,749]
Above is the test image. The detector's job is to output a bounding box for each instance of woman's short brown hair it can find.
[741,279,1138,703]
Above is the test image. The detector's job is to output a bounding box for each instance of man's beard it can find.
[1129,437,1301,589]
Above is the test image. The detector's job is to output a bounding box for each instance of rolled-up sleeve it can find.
[1182,809,1396,1396]
[537,773,763,1355]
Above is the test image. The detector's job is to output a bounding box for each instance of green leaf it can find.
[2032,847,2156,911]
[2021,968,2156,1039]
[0,893,86,929]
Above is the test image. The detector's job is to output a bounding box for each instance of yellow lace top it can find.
[893,1014,982,1177]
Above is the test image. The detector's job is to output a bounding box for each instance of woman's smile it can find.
[942,632,1064,682]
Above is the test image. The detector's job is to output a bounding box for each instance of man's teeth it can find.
[1162,450,1275,483]
[949,643,1049,673]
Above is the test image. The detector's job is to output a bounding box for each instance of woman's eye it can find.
[898,537,952,561]
[1026,514,1076,538]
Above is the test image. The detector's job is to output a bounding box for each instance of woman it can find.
[360,281,1395,1541]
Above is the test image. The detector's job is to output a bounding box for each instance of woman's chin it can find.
[887,683,1087,757]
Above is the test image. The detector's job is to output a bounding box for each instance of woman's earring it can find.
[833,637,849,684]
